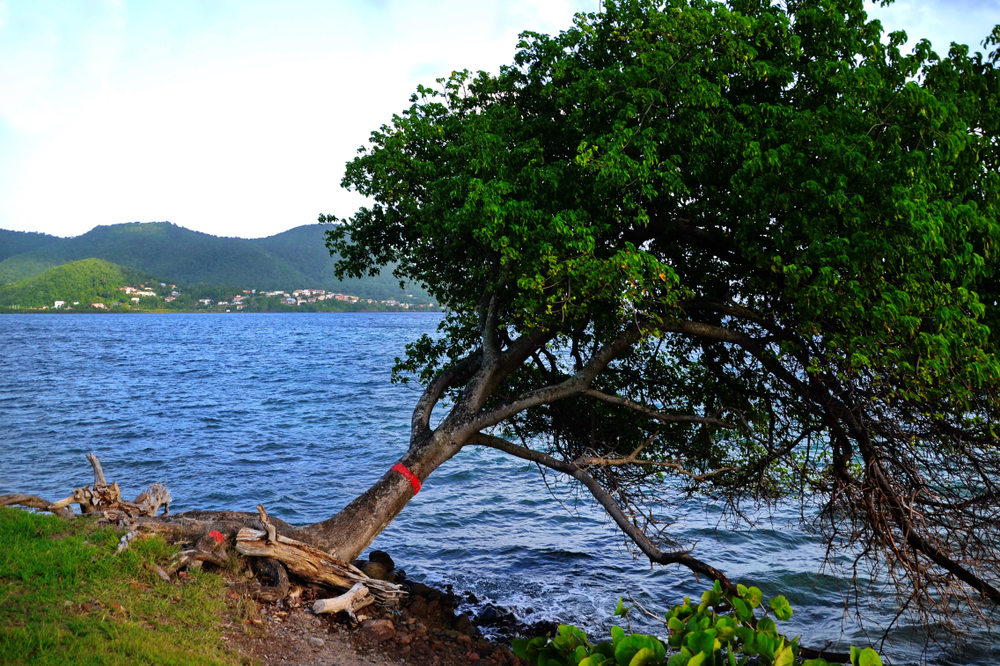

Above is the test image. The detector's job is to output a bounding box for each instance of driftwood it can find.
[313,581,374,619]
[49,482,122,514]
[0,454,173,519]
[0,494,75,520]
[5,457,404,611]
[236,527,405,606]
[87,453,107,486]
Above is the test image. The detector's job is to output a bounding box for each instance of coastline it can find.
[232,572,546,666]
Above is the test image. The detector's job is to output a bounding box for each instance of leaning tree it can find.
[6,0,999,654]
[313,0,1000,642]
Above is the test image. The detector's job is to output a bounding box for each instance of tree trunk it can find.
[292,429,465,562]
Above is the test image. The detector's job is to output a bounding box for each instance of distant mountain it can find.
[0,258,157,309]
[0,222,429,302]
[247,224,425,300]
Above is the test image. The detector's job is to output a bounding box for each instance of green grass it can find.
[0,507,245,666]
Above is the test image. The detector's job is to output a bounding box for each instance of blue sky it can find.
[1,0,998,239]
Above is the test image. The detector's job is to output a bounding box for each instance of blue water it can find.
[0,313,993,664]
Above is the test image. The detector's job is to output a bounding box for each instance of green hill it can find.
[0,258,157,309]
[0,222,430,302]
[249,225,428,300]
[0,229,66,263]
[0,230,69,283]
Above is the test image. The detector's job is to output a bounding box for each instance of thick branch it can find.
[411,351,483,436]
[481,267,509,365]
[470,432,736,591]
[464,327,555,412]
[0,494,75,520]
[467,327,643,432]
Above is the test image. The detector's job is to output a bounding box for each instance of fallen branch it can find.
[0,494,75,520]
[236,527,405,606]
[313,581,375,620]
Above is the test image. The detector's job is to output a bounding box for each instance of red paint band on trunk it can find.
[391,463,421,494]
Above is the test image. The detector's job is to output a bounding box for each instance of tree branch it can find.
[469,432,737,591]
[0,494,75,520]
[582,389,737,429]
[470,432,849,663]
[467,327,643,432]
[411,351,483,437]
[481,266,508,365]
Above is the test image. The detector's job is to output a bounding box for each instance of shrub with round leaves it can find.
[512,581,884,666]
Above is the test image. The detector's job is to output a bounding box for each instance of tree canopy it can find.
[324,0,1000,643]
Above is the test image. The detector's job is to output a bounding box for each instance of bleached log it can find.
[86,453,107,487]
[0,494,75,520]
[313,582,374,619]
[236,527,405,606]
[131,482,171,516]
[49,482,122,515]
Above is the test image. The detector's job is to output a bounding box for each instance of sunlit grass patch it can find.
[0,507,242,666]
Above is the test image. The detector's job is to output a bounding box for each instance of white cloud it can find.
[866,0,1000,56]
[0,0,597,238]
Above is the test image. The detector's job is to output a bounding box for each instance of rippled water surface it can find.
[1,313,993,664]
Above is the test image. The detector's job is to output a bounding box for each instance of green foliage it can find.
[0,508,241,665]
[514,582,882,666]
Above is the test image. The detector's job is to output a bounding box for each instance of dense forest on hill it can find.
[0,259,156,309]
[0,222,429,302]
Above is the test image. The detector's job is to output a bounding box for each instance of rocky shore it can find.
[225,550,559,666]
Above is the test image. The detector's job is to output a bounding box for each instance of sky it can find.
[1,0,998,240]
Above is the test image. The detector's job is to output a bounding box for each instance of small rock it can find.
[458,634,472,645]
[411,582,439,599]
[361,618,396,644]
[468,652,481,661]
[362,561,388,580]
[307,637,325,647]
[454,613,473,634]
[368,549,395,571]
[478,605,499,625]
[409,597,428,618]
